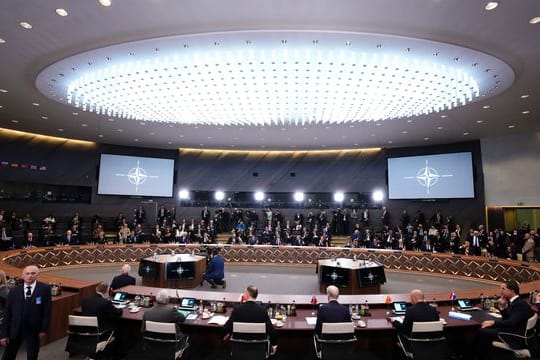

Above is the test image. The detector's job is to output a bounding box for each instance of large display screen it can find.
[98,154,174,197]
[387,152,475,199]
[138,259,159,280]
[357,265,386,287]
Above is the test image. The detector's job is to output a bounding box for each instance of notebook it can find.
[457,299,478,311]
[178,297,197,311]
[392,301,407,315]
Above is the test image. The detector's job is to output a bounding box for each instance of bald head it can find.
[121,264,131,274]
[326,285,340,301]
[22,265,40,285]
[409,289,425,304]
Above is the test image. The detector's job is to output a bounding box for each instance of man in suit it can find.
[315,285,351,336]
[0,264,52,360]
[224,285,277,356]
[477,280,535,358]
[392,289,439,353]
[81,282,122,359]
[142,289,186,339]
[201,248,226,288]
[110,264,136,291]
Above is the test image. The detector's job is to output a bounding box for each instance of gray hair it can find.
[121,264,131,274]
[155,289,169,304]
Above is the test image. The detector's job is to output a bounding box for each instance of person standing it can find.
[0,264,52,360]
[201,248,226,288]
[315,285,351,336]
[110,264,136,291]
[223,285,277,356]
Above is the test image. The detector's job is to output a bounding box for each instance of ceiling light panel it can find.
[36,31,514,127]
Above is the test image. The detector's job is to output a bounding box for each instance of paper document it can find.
[208,315,229,325]
[389,316,404,323]
[305,317,317,325]
[185,314,198,321]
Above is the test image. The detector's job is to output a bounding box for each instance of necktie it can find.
[26,286,32,299]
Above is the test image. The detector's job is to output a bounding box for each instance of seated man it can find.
[201,248,226,288]
[315,285,351,336]
[223,285,277,356]
[392,288,439,353]
[142,289,187,341]
[476,280,535,358]
[110,264,136,292]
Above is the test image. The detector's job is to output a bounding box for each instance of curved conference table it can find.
[2,243,540,353]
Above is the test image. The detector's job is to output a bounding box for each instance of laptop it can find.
[177,297,197,311]
[112,292,129,305]
[457,299,479,311]
[392,301,408,315]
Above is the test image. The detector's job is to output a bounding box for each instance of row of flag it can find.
[0,161,46,171]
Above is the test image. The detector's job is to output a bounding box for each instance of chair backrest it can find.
[321,322,355,335]
[412,320,444,334]
[146,321,177,334]
[233,322,266,334]
[408,320,447,360]
[69,315,99,328]
[525,314,537,333]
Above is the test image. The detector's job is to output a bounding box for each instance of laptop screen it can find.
[180,297,196,308]
[457,299,473,308]
[393,302,407,312]
[113,292,127,302]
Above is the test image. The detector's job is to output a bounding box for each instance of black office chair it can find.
[492,313,537,358]
[313,322,357,360]
[141,320,190,359]
[397,320,447,360]
[65,315,115,358]
[229,322,269,360]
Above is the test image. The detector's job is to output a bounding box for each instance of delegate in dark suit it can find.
[315,300,351,335]
[81,283,122,331]
[1,265,52,360]
[142,290,187,341]
[110,264,136,291]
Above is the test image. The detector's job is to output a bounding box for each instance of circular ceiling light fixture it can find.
[36,31,514,127]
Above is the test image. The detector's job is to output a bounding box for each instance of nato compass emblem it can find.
[143,265,152,274]
[115,160,159,193]
[175,265,185,276]
[403,160,453,195]
[330,271,339,282]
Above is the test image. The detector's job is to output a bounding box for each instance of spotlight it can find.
[372,190,384,202]
[178,189,189,200]
[333,192,344,202]
[254,191,265,201]
[214,191,225,201]
[293,192,305,202]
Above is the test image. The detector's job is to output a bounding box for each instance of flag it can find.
[385,295,392,304]
[310,295,318,305]
[450,291,456,301]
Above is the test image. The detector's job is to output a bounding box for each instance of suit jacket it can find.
[315,300,351,335]
[393,301,439,336]
[142,304,186,336]
[81,293,122,330]
[110,273,136,291]
[224,300,277,345]
[1,281,52,339]
[206,255,225,280]
[494,297,534,336]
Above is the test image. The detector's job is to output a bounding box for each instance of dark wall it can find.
[0,133,485,229]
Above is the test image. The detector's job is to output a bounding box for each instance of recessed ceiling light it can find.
[407,120,413,123]
[19,22,32,30]
[0,105,3,108]
[107,118,114,122]
[530,17,540,24]
[11,120,19,123]
[41,116,48,120]
[476,120,484,123]
[55,8,68,17]
[522,110,530,114]
[32,102,39,106]
[58,128,64,132]
[376,123,382,126]
[424,137,430,140]
[463,132,470,135]
[387,140,393,144]
[98,134,104,138]
[167,141,172,145]
[482,105,490,109]
[484,2,498,11]
[134,139,139,142]
[116,128,123,132]
[0,89,7,93]
[81,123,88,127]
[521,94,530,98]
[440,115,447,118]
[139,122,146,126]
[149,132,155,135]
[437,126,444,130]
[98,0,112,7]
[508,125,515,128]
[0,38,5,44]
[72,112,78,115]
[401,130,408,134]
